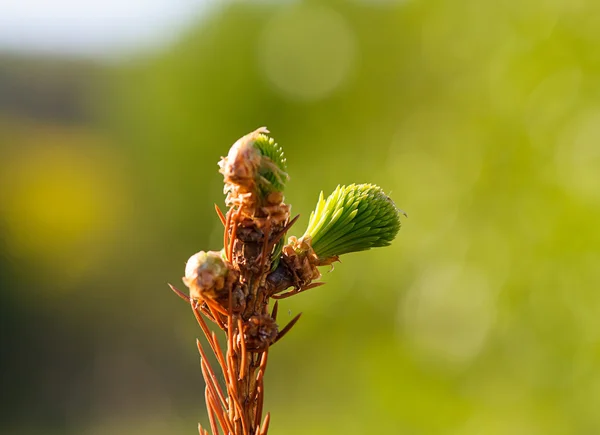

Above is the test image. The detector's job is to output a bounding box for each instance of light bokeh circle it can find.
[258,4,357,102]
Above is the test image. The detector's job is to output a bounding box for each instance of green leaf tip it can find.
[300,184,404,260]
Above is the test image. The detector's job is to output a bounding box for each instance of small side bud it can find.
[265,236,321,296]
[242,314,278,352]
[183,250,231,300]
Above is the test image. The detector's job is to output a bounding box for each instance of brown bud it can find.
[183,250,232,300]
[242,314,278,352]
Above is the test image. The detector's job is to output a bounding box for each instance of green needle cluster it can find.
[253,133,288,196]
[301,184,404,260]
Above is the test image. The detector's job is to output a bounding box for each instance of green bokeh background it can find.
[2,1,600,434]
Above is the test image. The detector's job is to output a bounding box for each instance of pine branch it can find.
[170,127,404,434]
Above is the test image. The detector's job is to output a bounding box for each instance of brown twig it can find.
[258,413,270,435]
[254,351,269,429]
[204,387,220,435]
[197,339,228,413]
[173,129,333,435]
[215,204,226,226]
[273,312,302,345]
[238,317,248,380]
[271,282,325,299]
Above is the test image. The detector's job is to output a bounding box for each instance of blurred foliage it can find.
[2,0,600,434]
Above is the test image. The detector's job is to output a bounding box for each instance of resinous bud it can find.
[183,250,230,300]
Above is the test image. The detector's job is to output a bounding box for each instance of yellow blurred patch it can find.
[0,123,130,288]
